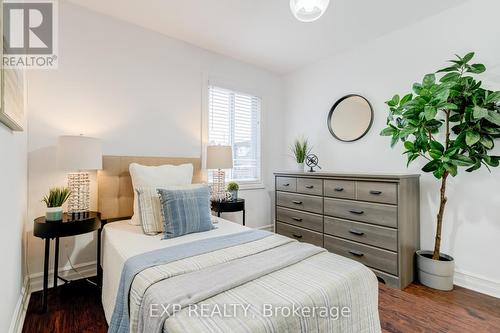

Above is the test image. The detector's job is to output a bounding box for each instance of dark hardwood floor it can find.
[22,279,107,333]
[23,279,500,333]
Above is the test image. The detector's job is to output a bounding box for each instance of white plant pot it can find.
[46,207,63,221]
[229,190,238,201]
[296,162,305,172]
[416,250,455,291]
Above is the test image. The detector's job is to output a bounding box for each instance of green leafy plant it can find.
[381,53,500,261]
[227,182,239,191]
[42,187,72,208]
[290,137,311,163]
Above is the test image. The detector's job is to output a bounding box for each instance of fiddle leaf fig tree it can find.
[381,53,500,260]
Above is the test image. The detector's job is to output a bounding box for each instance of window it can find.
[208,85,262,184]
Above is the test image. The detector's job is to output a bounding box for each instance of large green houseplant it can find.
[381,53,500,290]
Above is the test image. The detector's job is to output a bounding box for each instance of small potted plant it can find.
[290,137,311,172]
[381,53,500,290]
[42,187,71,221]
[227,182,239,201]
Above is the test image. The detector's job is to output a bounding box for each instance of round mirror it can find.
[327,94,374,142]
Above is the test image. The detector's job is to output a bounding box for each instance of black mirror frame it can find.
[327,94,374,142]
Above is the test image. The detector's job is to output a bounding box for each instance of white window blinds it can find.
[208,85,261,183]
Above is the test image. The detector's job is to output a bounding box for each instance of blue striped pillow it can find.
[157,186,213,239]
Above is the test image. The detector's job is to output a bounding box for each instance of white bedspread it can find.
[101,218,249,323]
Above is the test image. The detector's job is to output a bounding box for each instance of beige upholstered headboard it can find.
[97,156,202,220]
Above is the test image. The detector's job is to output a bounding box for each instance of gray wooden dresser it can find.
[274,171,420,289]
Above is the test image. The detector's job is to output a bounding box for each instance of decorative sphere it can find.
[306,154,319,167]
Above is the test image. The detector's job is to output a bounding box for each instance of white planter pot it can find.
[416,250,455,291]
[46,207,63,221]
[296,162,305,172]
[229,190,238,201]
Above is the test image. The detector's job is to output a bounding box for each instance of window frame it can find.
[202,77,264,190]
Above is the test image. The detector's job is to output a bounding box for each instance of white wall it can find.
[26,3,284,278]
[283,0,500,296]
[0,125,27,331]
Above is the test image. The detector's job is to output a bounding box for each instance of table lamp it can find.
[57,135,102,214]
[206,145,233,201]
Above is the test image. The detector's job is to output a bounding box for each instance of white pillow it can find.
[129,163,193,225]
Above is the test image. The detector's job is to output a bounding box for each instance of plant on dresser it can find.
[274,172,420,289]
[380,53,500,291]
[290,137,311,172]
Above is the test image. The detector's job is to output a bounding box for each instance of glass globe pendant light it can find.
[290,0,330,22]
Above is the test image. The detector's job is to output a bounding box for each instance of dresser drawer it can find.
[357,181,398,204]
[324,198,397,228]
[276,222,323,247]
[277,192,323,214]
[277,207,323,232]
[276,177,297,192]
[324,235,397,275]
[297,178,323,196]
[324,217,397,251]
[324,180,355,199]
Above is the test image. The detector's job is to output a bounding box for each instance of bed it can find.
[98,156,381,333]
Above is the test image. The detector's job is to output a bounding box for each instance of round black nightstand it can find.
[34,211,101,312]
[211,199,246,226]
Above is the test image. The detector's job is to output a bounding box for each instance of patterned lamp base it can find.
[211,169,226,202]
[67,172,90,213]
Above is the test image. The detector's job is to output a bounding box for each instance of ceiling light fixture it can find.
[290,0,330,22]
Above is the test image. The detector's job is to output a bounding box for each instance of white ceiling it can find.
[67,0,467,74]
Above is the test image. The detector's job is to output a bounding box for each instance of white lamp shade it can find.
[290,0,330,22]
[206,145,233,170]
[57,136,102,171]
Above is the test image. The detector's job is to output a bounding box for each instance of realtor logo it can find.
[2,0,58,68]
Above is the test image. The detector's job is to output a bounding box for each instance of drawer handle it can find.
[349,250,364,257]
[370,190,382,195]
[282,183,290,187]
[349,229,365,236]
[305,185,314,189]
[292,234,303,239]
[292,201,303,205]
[334,187,344,192]
[292,217,303,222]
[349,209,364,215]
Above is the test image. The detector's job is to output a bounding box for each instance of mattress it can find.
[101,218,249,323]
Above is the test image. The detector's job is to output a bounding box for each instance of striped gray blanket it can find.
[114,230,381,333]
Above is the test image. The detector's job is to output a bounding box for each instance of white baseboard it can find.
[256,224,274,232]
[9,277,30,333]
[29,261,97,292]
[454,270,500,299]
